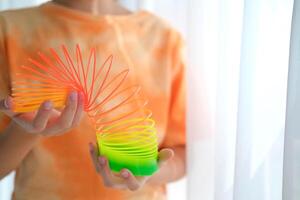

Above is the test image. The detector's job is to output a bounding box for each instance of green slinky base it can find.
[99,149,158,176]
[106,156,158,176]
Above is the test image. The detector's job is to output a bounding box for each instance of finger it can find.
[93,143,113,186]
[120,169,140,191]
[97,156,125,188]
[56,91,78,129]
[32,101,53,132]
[158,148,174,168]
[89,142,101,173]
[71,92,84,127]
[0,97,15,117]
[97,156,115,187]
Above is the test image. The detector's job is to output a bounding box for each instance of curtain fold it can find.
[234,0,293,199]
[283,0,300,199]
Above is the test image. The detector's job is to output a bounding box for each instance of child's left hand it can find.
[88,143,173,191]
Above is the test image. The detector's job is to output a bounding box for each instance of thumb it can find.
[157,148,174,168]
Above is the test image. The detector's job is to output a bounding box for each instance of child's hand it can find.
[0,91,84,136]
[89,142,173,191]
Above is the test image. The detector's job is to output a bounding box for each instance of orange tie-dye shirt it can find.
[0,2,186,200]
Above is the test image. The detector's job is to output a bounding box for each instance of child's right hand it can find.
[0,91,84,136]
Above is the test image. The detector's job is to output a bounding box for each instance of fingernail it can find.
[69,92,77,101]
[3,98,10,109]
[99,157,106,165]
[121,170,129,178]
[43,101,52,110]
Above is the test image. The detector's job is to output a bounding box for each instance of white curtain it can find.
[0,0,298,200]
[187,0,295,200]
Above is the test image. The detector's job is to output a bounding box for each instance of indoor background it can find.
[0,0,299,200]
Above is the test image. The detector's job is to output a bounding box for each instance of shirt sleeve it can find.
[161,31,186,148]
[0,15,12,131]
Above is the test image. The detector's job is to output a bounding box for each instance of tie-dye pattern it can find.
[0,2,185,200]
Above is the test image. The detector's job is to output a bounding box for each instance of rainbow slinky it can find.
[12,45,158,176]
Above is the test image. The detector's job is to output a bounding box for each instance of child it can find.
[0,0,186,199]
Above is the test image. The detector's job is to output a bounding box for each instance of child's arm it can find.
[0,92,84,179]
[0,120,41,179]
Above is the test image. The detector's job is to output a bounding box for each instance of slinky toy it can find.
[12,45,158,176]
